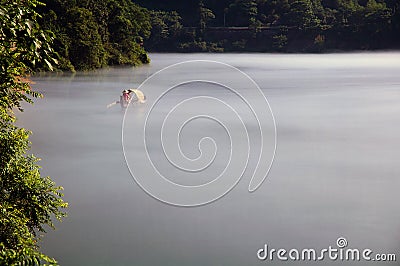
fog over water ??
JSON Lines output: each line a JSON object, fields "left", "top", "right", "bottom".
{"left": 18, "top": 53, "right": 400, "bottom": 265}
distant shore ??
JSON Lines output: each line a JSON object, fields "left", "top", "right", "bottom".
{"left": 145, "top": 26, "right": 400, "bottom": 54}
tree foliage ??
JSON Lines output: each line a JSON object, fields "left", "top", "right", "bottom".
{"left": 0, "top": 0, "right": 67, "bottom": 264}
{"left": 134, "top": 0, "right": 398, "bottom": 51}
{"left": 147, "top": 10, "right": 183, "bottom": 51}
{"left": 65, "top": 7, "right": 107, "bottom": 70}
{"left": 283, "top": 0, "right": 321, "bottom": 29}
{"left": 39, "top": 0, "right": 151, "bottom": 71}
{"left": 199, "top": 0, "right": 216, "bottom": 30}
{"left": 227, "top": 0, "right": 258, "bottom": 26}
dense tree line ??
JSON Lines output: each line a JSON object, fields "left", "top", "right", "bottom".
{"left": 136, "top": 0, "right": 399, "bottom": 52}
{"left": 136, "top": 0, "right": 398, "bottom": 30}
{"left": 0, "top": 0, "right": 67, "bottom": 264}
{"left": 38, "top": 0, "right": 151, "bottom": 71}
{"left": 34, "top": 0, "right": 400, "bottom": 68}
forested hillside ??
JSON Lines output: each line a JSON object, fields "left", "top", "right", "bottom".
{"left": 37, "top": 0, "right": 400, "bottom": 70}
{"left": 136, "top": 0, "right": 399, "bottom": 52}
{"left": 38, "top": 0, "right": 151, "bottom": 71}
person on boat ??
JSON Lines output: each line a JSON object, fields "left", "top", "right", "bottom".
{"left": 107, "top": 88, "right": 146, "bottom": 109}
{"left": 122, "top": 89, "right": 130, "bottom": 102}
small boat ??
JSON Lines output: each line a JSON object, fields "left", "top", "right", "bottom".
{"left": 120, "top": 89, "right": 146, "bottom": 109}
{"left": 107, "top": 89, "right": 146, "bottom": 109}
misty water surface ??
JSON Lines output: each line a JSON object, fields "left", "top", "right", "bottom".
{"left": 18, "top": 53, "right": 400, "bottom": 265}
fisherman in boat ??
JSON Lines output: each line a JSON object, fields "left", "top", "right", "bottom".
{"left": 107, "top": 88, "right": 146, "bottom": 109}
{"left": 122, "top": 89, "right": 130, "bottom": 101}
{"left": 120, "top": 89, "right": 130, "bottom": 108}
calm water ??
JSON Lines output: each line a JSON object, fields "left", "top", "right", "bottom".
{"left": 18, "top": 53, "right": 400, "bottom": 265}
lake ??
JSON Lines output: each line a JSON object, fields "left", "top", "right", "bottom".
{"left": 18, "top": 53, "right": 400, "bottom": 265}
